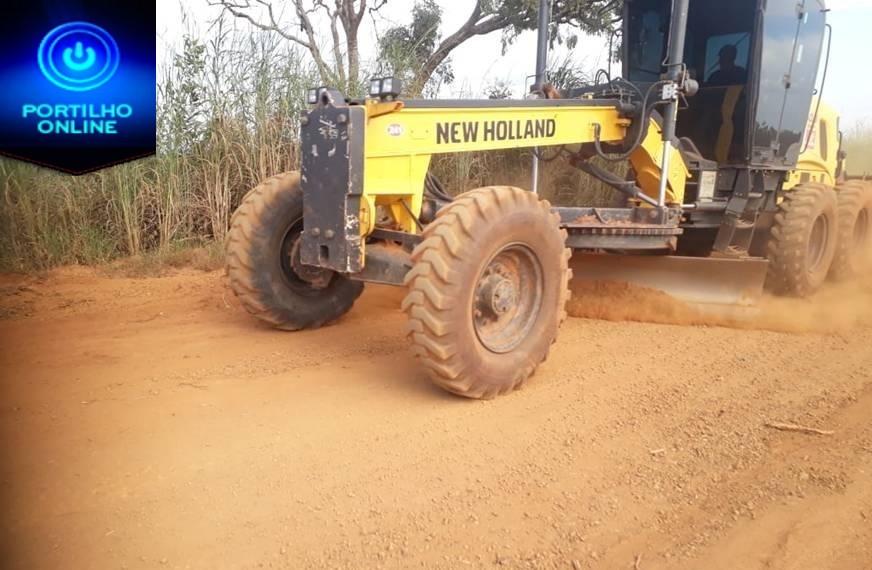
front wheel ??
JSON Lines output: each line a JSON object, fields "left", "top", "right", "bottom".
{"left": 402, "top": 187, "right": 571, "bottom": 399}
{"left": 225, "top": 171, "right": 363, "bottom": 330}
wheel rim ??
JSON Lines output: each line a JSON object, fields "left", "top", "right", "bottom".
{"left": 279, "top": 220, "right": 334, "bottom": 294}
{"left": 807, "top": 214, "right": 829, "bottom": 271}
{"left": 473, "top": 243, "right": 544, "bottom": 354}
{"left": 853, "top": 208, "right": 870, "bottom": 250}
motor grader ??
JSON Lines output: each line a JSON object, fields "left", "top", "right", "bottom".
{"left": 225, "top": 0, "right": 871, "bottom": 399}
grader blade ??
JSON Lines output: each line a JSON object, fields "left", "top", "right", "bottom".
{"left": 569, "top": 254, "right": 769, "bottom": 314}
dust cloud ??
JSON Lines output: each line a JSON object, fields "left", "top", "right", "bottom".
{"left": 567, "top": 277, "right": 872, "bottom": 334}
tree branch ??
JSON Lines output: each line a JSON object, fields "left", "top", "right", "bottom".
{"left": 355, "top": 0, "right": 368, "bottom": 21}
{"left": 318, "top": 1, "right": 347, "bottom": 84}
{"left": 211, "top": 0, "right": 337, "bottom": 83}
{"left": 415, "top": 2, "right": 504, "bottom": 93}
{"left": 210, "top": 1, "right": 309, "bottom": 48}
{"left": 413, "top": 0, "right": 619, "bottom": 94}
{"left": 335, "top": 0, "right": 367, "bottom": 90}
{"left": 369, "top": 0, "right": 388, "bottom": 13}
{"left": 290, "top": 0, "right": 336, "bottom": 83}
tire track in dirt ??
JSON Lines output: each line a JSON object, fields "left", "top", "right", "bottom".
{"left": 0, "top": 267, "right": 870, "bottom": 570}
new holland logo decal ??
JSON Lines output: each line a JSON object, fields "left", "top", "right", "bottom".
{"left": 436, "top": 119, "right": 556, "bottom": 144}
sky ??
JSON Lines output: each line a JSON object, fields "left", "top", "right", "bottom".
{"left": 156, "top": 0, "right": 872, "bottom": 127}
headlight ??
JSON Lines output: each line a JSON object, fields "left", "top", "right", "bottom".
{"left": 369, "top": 78, "right": 382, "bottom": 97}
{"left": 698, "top": 170, "right": 717, "bottom": 200}
{"left": 382, "top": 76, "right": 401, "bottom": 98}
{"left": 368, "top": 76, "right": 402, "bottom": 100}
{"left": 307, "top": 86, "right": 329, "bottom": 105}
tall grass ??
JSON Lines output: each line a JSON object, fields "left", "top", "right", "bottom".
{"left": 844, "top": 120, "right": 872, "bottom": 177}
{"left": 0, "top": 22, "right": 316, "bottom": 272}
{"left": 0, "top": 18, "right": 621, "bottom": 272}
{"left": 430, "top": 149, "right": 624, "bottom": 207}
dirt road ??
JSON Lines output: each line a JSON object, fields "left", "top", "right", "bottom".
{"left": 1, "top": 265, "right": 870, "bottom": 570}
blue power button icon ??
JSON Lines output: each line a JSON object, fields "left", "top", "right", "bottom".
{"left": 38, "top": 22, "right": 120, "bottom": 92}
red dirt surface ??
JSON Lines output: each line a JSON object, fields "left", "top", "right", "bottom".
{"left": 1, "top": 266, "right": 870, "bottom": 569}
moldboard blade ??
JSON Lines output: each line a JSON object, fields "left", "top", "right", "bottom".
{"left": 569, "top": 253, "right": 768, "bottom": 318}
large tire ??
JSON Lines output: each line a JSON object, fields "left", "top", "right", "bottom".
{"left": 766, "top": 183, "right": 838, "bottom": 297}
{"left": 402, "top": 187, "right": 571, "bottom": 399}
{"left": 829, "top": 181, "right": 872, "bottom": 281}
{"left": 225, "top": 171, "right": 363, "bottom": 330}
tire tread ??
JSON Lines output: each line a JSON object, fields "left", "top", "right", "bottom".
{"left": 767, "top": 183, "right": 838, "bottom": 297}
{"left": 402, "top": 187, "right": 571, "bottom": 399}
{"left": 225, "top": 172, "right": 363, "bottom": 330}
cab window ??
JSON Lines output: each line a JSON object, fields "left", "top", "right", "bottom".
{"left": 819, "top": 119, "right": 828, "bottom": 161}
{"left": 703, "top": 33, "right": 751, "bottom": 86}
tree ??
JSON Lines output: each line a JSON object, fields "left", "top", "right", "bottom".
{"left": 210, "top": 0, "right": 381, "bottom": 93}
{"left": 215, "top": 0, "right": 622, "bottom": 96}
{"left": 403, "top": 0, "right": 620, "bottom": 93}
{"left": 376, "top": 0, "right": 454, "bottom": 96}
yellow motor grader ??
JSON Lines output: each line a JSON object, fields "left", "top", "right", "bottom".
{"left": 225, "top": 0, "right": 871, "bottom": 398}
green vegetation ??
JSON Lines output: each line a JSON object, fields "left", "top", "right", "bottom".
{"left": 0, "top": 29, "right": 313, "bottom": 272}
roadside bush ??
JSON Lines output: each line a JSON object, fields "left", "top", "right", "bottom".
{"left": 0, "top": 23, "right": 313, "bottom": 272}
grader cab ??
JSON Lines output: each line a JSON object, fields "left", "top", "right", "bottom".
{"left": 225, "top": 0, "right": 872, "bottom": 398}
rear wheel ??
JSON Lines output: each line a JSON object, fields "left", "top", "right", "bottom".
{"left": 225, "top": 171, "right": 363, "bottom": 330}
{"left": 402, "top": 187, "right": 571, "bottom": 399}
{"left": 766, "top": 183, "right": 838, "bottom": 297}
{"left": 829, "top": 181, "right": 872, "bottom": 281}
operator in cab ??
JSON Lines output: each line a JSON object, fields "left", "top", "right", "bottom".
{"left": 707, "top": 44, "right": 747, "bottom": 86}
